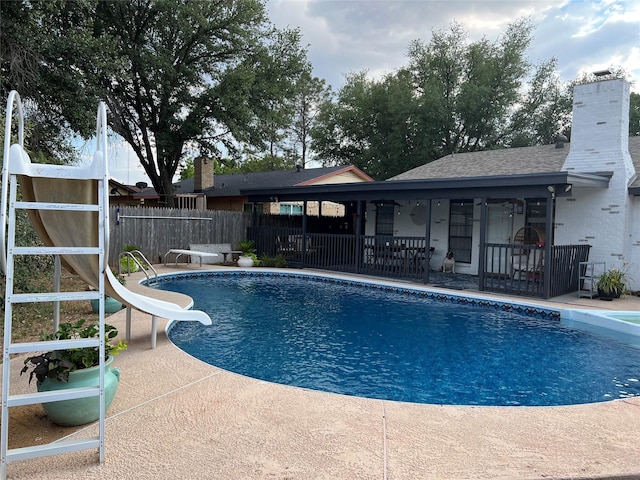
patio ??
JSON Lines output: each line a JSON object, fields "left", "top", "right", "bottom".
{"left": 2, "top": 264, "right": 640, "bottom": 479}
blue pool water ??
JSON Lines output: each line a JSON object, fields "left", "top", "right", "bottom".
{"left": 160, "top": 272, "right": 640, "bottom": 406}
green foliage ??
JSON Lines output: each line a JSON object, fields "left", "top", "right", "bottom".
{"left": 631, "top": 92, "right": 640, "bottom": 137}
{"left": 11, "top": 205, "right": 55, "bottom": 294}
{"left": 179, "top": 158, "right": 195, "bottom": 180}
{"left": 311, "top": 18, "right": 575, "bottom": 179}
{"left": 21, "top": 320, "right": 127, "bottom": 384}
{"left": 287, "top": 69, "right": 332, "bottom": 168}
{"left": 239, "top": 240, "right": 256, "bottom": 255}
{"left": 312, "top": 71, "right": 426, "bottom": 179}
{"left": 258, "top": 254, "right": 288, "bottom": 268}
{"left": 2, "top": 1, "right": 310, "bottom": 207}
{"left": 597, "top": 268, "right": 629, "bottom": 297}
{"left": 1, "top": 0, "right": 100, "bottom": 158}
{"left": 232, "top": 154, "right": 297, "bottom": 173}
{"left": 121, "top": 245, "right": 146, "bottom": 272}
{"left": 119, "top": 256, "right": 139, "bottom": 273}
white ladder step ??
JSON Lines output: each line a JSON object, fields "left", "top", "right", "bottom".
{"left": 6, "top": 437, "right": 101, "bottom": 463}
{"left": 14, "top": 201, "right": 100, "bottom": 212}
{"left": 8, "top": 338, "right": 100, "bottom": 354}
{"left": 11, "top": 246, "right": 101, "bottom": 255}
{"left": 9, "top": 291, "right": 100, "bottom": 303}
{"left": 7, "top": 386, "right": 100, "bottom": 407}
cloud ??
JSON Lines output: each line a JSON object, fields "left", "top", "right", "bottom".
{"left": 267, "top": 0, "right": 640, "bottom": 91}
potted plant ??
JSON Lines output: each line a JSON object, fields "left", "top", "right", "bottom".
{"left": 120, "top": 244, "right": 141, "bottom": 273}
{"left": 596, "top": 267, "right": 628, "bottom": 300}
{"left": 21, "top": 319, "right": 127, "bottom": 426}
{"left": 90, "top": 271, "right": 126, "bottom": 313}
{"left": 237, "top": 240, "right": 257, "bottom": 267}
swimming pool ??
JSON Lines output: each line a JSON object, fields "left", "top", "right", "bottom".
{"left": 158, "top": 271, "right": 640, "bottom": 406}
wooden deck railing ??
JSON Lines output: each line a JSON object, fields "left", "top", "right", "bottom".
{"left": 482, "top": 243, "right": 591, "bottom": 298}
{"left": 248, "top": 227, "right": 590, "bottom": 299}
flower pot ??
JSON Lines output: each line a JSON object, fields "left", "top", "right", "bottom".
{"left": 597, "top": 288, "right": 620, "bottom": 301}
{"left": 237, "top": 256, "right": 254, "bottom": 267}
{"left": 90, "top": 296, "right": 123, "bottom": 313}
{"left": 37, "top": 355, "right": 121, "bottom": 426}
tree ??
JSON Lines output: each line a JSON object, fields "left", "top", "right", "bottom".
{"left": 2, "top": 0, "right": 309, "bottom": 207}
{"left": 287, "top": 70, "right": 332, "bottom": 168}
{"left": 312, "top": 18, "right": 571, "bottom": 179}
{"left": 0, "top": 1, "right": 83, "bottom": 163}
{"left": 312, "top": 71, "right": 431, "bottom": 179}
{"left": 179, "top": 158, "right": 195, "bottom": 181}
{"left": 630, "top": 92, "right": 639, "bottom": 137}
{"left": 406, "top": 18, "right": 537, "bottom": 154}
{"left": 507, "top": 59, "right": 572, "bottom": 147}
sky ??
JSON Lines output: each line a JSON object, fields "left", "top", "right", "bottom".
{"left": 266, "top": 0, "right": 640, "bottom": 92}
{"left": 109, "top": 0, "right": 640, "bottom": 185}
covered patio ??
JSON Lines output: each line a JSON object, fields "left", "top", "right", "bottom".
{"left": 243, "top": 171, "right": 608, "bottom": 299}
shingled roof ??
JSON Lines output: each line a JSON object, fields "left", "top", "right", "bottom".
{"left": 390, "top": 136, "right": 640, "bottom": 184}
{"left": 136, "top": 165, "right": 373, "bottom": 199}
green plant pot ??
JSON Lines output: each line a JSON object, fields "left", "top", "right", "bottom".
{"left": 90, "top": 296, "right": 123, "bottom": 313}
{"left": 37, "top": 355, "right": 121, "bottom": 426}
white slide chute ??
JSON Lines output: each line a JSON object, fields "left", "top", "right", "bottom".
{"left": 0, "top": 91, "right": 211, "bottom": 334}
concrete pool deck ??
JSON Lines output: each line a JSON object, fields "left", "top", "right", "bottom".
{"left": 2, "top": 265, "right": 640, "bottom": 479}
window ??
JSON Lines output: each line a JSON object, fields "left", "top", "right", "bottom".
{"left": 279, "top": 203, "right": 303, "bottom": 215}
{"left": 243, "top": 203, "right": 263, "bottom": 214}
{"left": 525, "top": 199, "right": 547, "bottom": 232}
{"left": 449, "top": 200, "right": 473, "bottom": 263}
{"left": 375, "top": 204, "right": 395, "bottom": 235}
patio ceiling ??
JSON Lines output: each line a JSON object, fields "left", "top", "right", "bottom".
{"left": 241, "top": 171, "right": 612, "bottom": 203}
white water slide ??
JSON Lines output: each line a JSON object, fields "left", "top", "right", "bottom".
{"left": 0, "top": 91, "right": 212, "bottom": 334}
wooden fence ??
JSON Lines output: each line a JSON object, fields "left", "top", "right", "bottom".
{"left": 108, "top": 206, "right": 252, "bottom": 266}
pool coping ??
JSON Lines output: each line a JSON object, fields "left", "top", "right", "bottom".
{"left": 3, "top": 264, "right": 640, "bottom": 479}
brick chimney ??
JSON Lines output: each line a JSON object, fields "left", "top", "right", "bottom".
{"left": 562, "top": 78, "right": 634, "bottom": 181}
{"left": 556, "top": 77, "right": 635, "bottom": 269}
{"left": 194, "top": 157, "right": 214, "bottom": 192}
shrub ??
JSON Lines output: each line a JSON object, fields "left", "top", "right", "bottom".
{"left": 258, "top": 254, "right": 288, "bottom": 268}
{"left": 119, "top": 255, "right": 139, "bottom": 273}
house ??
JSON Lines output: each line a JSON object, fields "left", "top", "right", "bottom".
{"left": 133, "top": 162, "right": 373, "bottom": 214}
{"left": 388, "top": 78, "right": 639, "bottom": 287}
{"left": 108, "top": 179, "right": 149, "bottom": 206}
{"left": 242, "top": 77, "right": 640, "bottom": 296}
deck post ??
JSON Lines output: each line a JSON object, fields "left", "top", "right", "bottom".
{"left": 301, "top": 201, "right": 308, "bottom": 267}
{"left": 422, "top": 200, "right": 432, "bottom": 284}
{"left": 355, "top": 201, "right": 363, "bottom": 274}
{"left": 478, "top": 198, "right": 487, "bottom": 291}
{"left": 543, "top": 197, "right": 554, "bottom": 298}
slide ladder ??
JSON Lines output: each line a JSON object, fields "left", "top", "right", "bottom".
{"left": 1, "top": 92, "right": 110, "bottom": 477}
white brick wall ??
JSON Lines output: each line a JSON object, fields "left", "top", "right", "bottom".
{"left": 558, "top": 78, "right": 636, "bottom": 289}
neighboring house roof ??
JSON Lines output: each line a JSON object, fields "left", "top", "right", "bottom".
{"left": 137, "top": 165, "right": 373, "bottom": 199}
{"left": 108, "top": 178, "right": 146, "bottom": 195}
{"left": 390, "top": 136, "right": 640, "bottom": 182}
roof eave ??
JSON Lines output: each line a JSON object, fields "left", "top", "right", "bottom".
{"left": 242, "top": 171, "right": 612, "bottom": 203}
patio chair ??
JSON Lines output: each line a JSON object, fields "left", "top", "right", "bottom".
{"left": 412, "top": 246, "right": 435, "bottom": 272}
{"left": 512, "top": 247, "right": 544, "bottom": 281}
{"left": 276, "top": 235, "right": 296, "bottom": 254}
{"left": 511, "top": 226, "right": 545, "bottom": 280}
